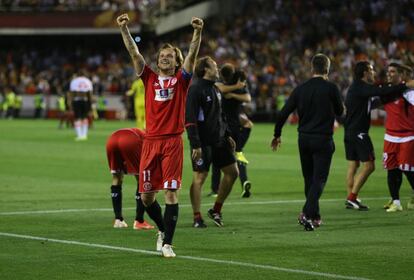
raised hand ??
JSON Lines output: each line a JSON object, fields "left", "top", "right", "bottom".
{"left": 191, "top": 17, "right": 204, "bottom": 30}
{"left": 117, "top": 13, "right": 130, "bottom": 28}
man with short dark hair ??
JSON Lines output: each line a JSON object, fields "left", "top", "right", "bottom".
{"left": 344, "top": 61, "right": 414, "bottom": 211}
{"left": 271, "top": 53, "right": 344, "bottom": 231}
{"left": 381, "top": 63, "right": 414, "bottom": 212}
{"left": 185, "top": 56, "right": 239, "bottom": 228}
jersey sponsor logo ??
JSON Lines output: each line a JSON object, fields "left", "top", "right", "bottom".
{"left": 357, "top": 133, "right": 366, "bottom": 140}
{"left": 143, "top": 182, "right": 152, "bottom": 191}
{"left": 155, "top": 88, "right": 174, "bottom": 101}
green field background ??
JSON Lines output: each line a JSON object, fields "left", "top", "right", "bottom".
{"left": 0, "top": 120, "right": 413, "bottom": 280}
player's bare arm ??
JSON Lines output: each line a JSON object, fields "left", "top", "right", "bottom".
{"left": 117, "top": 13, "right": 145, "bottom": 76}
{"left": 215, "top": 80, "right": 246, "bottom": 93}
{"left": 183, "top": 17, "right": 203, "bottom": 73}
{"left": 223, "top": 92, "right": 251, "bottom": 102}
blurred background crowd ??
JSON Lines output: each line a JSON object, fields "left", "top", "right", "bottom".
{"left": 1, "top": 0, "right": 413, "bottom": 119}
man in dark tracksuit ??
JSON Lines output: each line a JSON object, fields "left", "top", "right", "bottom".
{"left": 185, "top": 56, "right": 239, "bottom": 228}
{"left": 271, "top": 54, "right": 344, "bottom": 231}
{"left": 344, "top": 61, "right": 413, "bottom": 210}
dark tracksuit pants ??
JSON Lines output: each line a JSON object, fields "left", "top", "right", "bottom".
{"left": 298, "top": 133, "right": 335, "bottom": 220}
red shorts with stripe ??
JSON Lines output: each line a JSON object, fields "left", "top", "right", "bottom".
{"left": 383, "top": 140, "right": 414, "bottom": 171}
{"left": 139, "top": 135, "right": 183, "bottom": 193}
{"left": 106, "top": 128, "right": 144, "bottom": 175}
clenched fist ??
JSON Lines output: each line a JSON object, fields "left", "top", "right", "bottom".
{"left": 117, "top": 13, "right": 130, "bottom": 27}
{"left": 191, "top": 17, "right": 203, "bottom": 30}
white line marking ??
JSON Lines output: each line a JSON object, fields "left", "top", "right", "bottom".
{"left": 0, "top": 197, "right": 393, "bottom": 216}
{"left": 0, "top": 232, "right": 371, "bottom": 280}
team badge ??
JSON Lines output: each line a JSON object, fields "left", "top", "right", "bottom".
{"left": 143, "top": 182, "right": 152, "bottom": 191}
{"left": 196, "top": 158, "right": 204, "bottom": 166}
{"left": 171, "top": 78, "right": 177, "bottom": 86}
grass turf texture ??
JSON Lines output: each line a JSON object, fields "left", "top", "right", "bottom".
{"left": 0, "top": 119, "right": 413, "bottom": 280}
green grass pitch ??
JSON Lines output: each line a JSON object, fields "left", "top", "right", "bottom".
{"left": 0, "top": 119, "right": 413, "bottom": 280}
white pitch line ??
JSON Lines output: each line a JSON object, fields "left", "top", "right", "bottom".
{"left": 0, "top": 232, "right": 371, "bottom": 280}
{"left": 0, "top": 197, "right": 392, "bottom": 216}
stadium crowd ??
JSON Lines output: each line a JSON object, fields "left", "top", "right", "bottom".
{"left": 1, "top": 0, "right": 414, "bottom": 117}
{"left": 0, "top": 0, "right": 200, "bottom": 12}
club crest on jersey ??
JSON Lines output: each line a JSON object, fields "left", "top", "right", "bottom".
{"left": 143, "top": 182, "right": 152, "bottom": 191}
{"left": 171, "top": 78, "right": 177, "bottom": 86}
{"left": 155, "top": 88, "right": 174, "bottom": 101}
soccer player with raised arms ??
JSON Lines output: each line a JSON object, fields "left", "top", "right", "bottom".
{"left": 117, "top": 13, "right": 203, "bottom": 257}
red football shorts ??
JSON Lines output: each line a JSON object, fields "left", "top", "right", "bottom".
{"left": 106, "top": 129, "right": 143, "bottom": 175}
{"left": 383, "top": 140, "right": 414, "bottom": 171}
{"left": 139, "top": 135, "right": 183, "bottom": 193}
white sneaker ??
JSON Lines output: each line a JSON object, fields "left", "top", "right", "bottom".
{"left": 161, "top": 244, "right": 176, "bottom": 258}
{"left": 113, "top": 219, "right": 128, "bottom": 228}
{"left": 156, "top": 231, "right": 164, "bottom": 251}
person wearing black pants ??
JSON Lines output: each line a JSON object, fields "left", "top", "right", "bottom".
{"left": 271, "top": 53, "right": 344, "bottom": 231}
{"left": 298, "top": 134, "right": 335, "bottom": 223}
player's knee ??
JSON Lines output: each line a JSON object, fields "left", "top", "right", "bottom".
{"left": 224, "top": 165, "right": 239, "bottom": 180}
{"left": 141, "top": 193, "right": 155, "bottom": 207}
{"left": 165, "top": 189, "right": 178, "bottom": 204}
{"left": 193, "top": 172, "right": 208, "bottom": 186}
{"left": 365, "top": 161, "right": 375, "bottom": 173}
{"left": 112, "top": 173, "right": 123, "bottom": 186}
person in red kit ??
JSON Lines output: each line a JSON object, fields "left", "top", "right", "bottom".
{"left": 381, "top": 63, "right": 414, "bottom": 212}
{"left": 117, "top": 13, "right": 203, "bottom": 257}
{"left": 106, "top": 128, "right": 154, "bottom": 230}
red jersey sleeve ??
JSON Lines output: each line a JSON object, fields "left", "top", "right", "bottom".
{"left": 140, "top": 65, "right": 157, "bottom": 88}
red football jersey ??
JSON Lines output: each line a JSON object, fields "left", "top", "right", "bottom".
{"left": 140, "top": 65, "right": 192, "bottom": 138}
{"left": 384, "top": 97, "right": 414, "bottom": 137}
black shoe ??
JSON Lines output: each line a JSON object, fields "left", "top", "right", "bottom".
{"left": 346, "top": 199, "right": 369, "bottom": 211}
{"left": 193, "top": 218, "right": 207, "bottom": 228}
{"left": 345, "top": 200, "right": 353, "bottom": 209}
{"left": 241, "top": 181, "right": 251, "bottom": 198}
{"left": 299, "top": 215, "right": 314, "bottom": 231}
{"left": 207, "top": 208, "right": 223, "bottom": 227}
